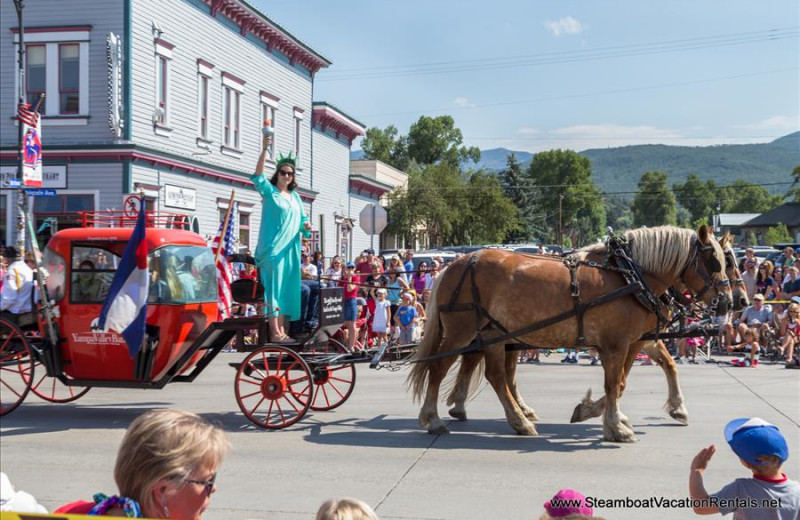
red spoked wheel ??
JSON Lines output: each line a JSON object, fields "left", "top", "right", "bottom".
{"left": 0, "top": 318, "right": 34, "bottom": 416}
{"left": 26, "top": 357, "right": 90, "bottom": 403}
{"left": 235, "top": 346, "right": 313, "bottom": 429}
{"left": 309, "top": 337, "right": 356, "bottom": 411}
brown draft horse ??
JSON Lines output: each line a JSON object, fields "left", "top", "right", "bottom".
{"left": 570, "top": 232, "right": 749, "bottom": 425}
{"left": 445, "top": 233, "right": 748, "bottom": 433}
{"left": 407, "top": 225, "right": 732, "bottom": 442}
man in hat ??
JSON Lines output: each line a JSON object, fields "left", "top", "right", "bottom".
{"left": 724, "top": 293, "right": 773, "bottom": 347}
{"left": 0, "top": 247, "right": 36, "bottom": 327}
{"left": 689, "top": 417, "right": 799, "bottom": 517}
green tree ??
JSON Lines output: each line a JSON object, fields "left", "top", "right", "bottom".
{"left": 605, "top": 195, "right": 633, "bottom": 232}
{"left": 406, "top": 115, "right": 480, "bottom": 167}
{"left": 499, "top": 153, "right": 542, "bottom": 241}
{"left": 673, "top": 174, "right": 717, "bottom": 224}
{"left": 763, "top": 223, "right": 792, "bottom": 245}
{"left": 526, "top": 149, "right": 605, "bottom": 246}
{"left": 787, "top": 165, "right": 800, "bottom": 203}
{"left": 718, "top": 180, "right": 784, "bottom": 213}
{"left": 360, "top": 125, "right": 408, "bottom": 171}
{"left": 632, "top": 171, "right": 677, "bottom": 227}
{"left": 458, "top": 170, "right": 520, "bottom": 244}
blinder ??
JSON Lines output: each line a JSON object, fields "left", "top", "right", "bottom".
{"left": 681, "top": 236, "right": 730, "bottom": 312}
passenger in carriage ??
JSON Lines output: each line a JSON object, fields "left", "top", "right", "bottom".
{"left": 74, "top": 260, "right": 105, "bottom": 302}
{"left": 55, "top": 409, "right": 230, "bottom": 520}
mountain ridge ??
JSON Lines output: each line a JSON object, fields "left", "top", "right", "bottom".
{"left": 350, "top": 132, "right": 800, "bottom": 194}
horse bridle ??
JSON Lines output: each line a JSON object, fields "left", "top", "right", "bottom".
{"left": 723, "top": 248, "right": 746, "bottom": 290}
{"left": 680, "top": 236, "right": 730, "bottom": 312}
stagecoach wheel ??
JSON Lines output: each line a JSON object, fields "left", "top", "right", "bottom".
{"left": 234, "top": 346, "right": 313, "bottom": 429}
{"left": 26, "top": 358, "right": 91, "bottom": 403}
{"left": 0, "top": 318, "right": 34, "bottom": 416}
{"left": 309, "top": 337, "right": 357, "bottom": 411}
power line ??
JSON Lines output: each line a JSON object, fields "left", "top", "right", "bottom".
{"left": 325, "top": 27, "right": 798, "bottom": 75}
{"left": 464, "top": 135, "right": 791, "bottom": 141}
{"left": 360, "top": 67, "right": 798, "bottom": 118}
{"left": 320, "top": 28, "right": 798, "bottom": 82}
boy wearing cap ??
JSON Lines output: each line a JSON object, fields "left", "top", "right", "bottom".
{"left": 394, "top": 292, "right": 418, "bottom": 345}
{"left": 689, "top": 417, "right": 800, "bottom": 518}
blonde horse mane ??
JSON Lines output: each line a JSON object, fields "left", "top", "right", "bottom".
{"left": 582, "top": 226, "right": 724, "bottom": 280}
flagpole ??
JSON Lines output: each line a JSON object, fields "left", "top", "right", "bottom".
{"left": 215, "top": 189, "right": 236, "bottom": 265}
{"left": 14, "top": 0, "right": 26, "bottom": 254}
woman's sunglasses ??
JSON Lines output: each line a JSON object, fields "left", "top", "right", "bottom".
{"left": 184, "top": 473, "right": 216, "bottom": 494}
{"left": 278, "top": 170, "right": 294, "bottom": 177}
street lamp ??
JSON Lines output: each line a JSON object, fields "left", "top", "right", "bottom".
{"left": 14, "top": 0, "right": 27, "bottom": 253}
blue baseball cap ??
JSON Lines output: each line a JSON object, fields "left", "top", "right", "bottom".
{"left": 724, "top": 418, "right": 788, "bottom": 467}
{"left": 345, "top": 261, "right": 355, "bottom": 268}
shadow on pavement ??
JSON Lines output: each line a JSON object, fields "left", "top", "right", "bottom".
{"left": 298, "top": 415, "right": 630, "bottom": 452}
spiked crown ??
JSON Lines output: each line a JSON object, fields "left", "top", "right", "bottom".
{"left": 276, "top": 151, "right": 297, "bottom": 171}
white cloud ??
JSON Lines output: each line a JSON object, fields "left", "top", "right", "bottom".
{"left": 553, "top": 124, "right": 680, "bottom": 139}
{"left": 516, "top": 126, "right": 541, "bottom": 135}
{"left": 453, "top": 97, "right": 474, "bottom": 108}
{"left": 544, "top": 16, "right": 583, "bottom": 37}
{"left": 734, "top": 116, "right": 798, "bottom": 131}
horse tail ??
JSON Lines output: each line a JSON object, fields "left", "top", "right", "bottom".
{"left": 407, "top": 272, "right": 445, "bottom": 403}
{"left": 444, "top": 357, "right": 485, "bottom": 406}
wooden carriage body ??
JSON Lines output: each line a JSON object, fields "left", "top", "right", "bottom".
{"left": 42, "top": 226, "right": 218, "bottom": 383}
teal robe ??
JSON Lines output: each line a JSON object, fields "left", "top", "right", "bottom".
{"left": 250, "top": 173, "right": 310, "bottom": 320}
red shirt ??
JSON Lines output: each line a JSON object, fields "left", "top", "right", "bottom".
{"left": 340, "top": 274, "right": 361, "bottom": 299}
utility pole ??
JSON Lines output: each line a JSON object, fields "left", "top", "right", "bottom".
{"left": 558, "top": 193, "right": 564, "bottom": 246}
{"left": 14, "top": 0, "right": 27, "bottom": 254}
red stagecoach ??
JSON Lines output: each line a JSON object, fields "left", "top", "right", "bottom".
{"left": 0, "top": 210, "right": 402, "bottom": 429}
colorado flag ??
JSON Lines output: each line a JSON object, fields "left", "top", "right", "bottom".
{"left": 98, "top": 200, "right": 148, "bottom": 356}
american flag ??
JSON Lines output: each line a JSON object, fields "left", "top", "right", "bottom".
{"left": 212, "top": 201, "right": 237, "bottom": 319}
{"left": 18, "top": 103, "right": 39, "bottom": 127}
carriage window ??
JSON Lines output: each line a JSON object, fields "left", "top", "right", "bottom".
{"left": 43, "top": 246, "right": 67, "bottom": 302}
{"left": 148, "top": 245, "right": 216, "bottom": 304}
{"left": 70, "top": 246, "right": 119, "bottom": 303}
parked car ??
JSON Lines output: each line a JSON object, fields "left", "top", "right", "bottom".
{"left": 411, "top": 251, "right": 457, "bottom": 270}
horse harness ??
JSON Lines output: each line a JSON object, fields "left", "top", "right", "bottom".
{"left": 432, "top": 233, "right": 726, "bottom": 359}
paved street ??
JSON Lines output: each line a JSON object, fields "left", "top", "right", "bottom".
{"left": 1, "top": 353, "right": 798, "bottom": 520}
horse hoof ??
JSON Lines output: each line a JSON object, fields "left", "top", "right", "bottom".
{"left": 570, "top": 405, "right": 587, "bottom": 424}
{"left": 669, "top": 408, "right": 689, "bottom": 425}
{"left": 448, "top": 408, "right": 467, "bottom": 421}
{"left": 428, "top": 424, "right": 451, "bottom": 435}
{"left": 603, "top": 424, "right": 637, "bottom": 443}
{"left": 515, "top": 423, "right": 538, "bottom": 436}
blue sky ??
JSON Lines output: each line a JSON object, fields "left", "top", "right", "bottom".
{"left": 254, "top": 0, "right": 799, "bottom": 154}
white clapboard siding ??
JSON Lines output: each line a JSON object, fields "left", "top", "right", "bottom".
{"left": 311, "top": 127, "right": 351, "bottom": 259}
{"left": 129, "top": 0, "right": 313, "bottom": 179}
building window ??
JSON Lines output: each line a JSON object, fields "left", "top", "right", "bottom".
{"left": 261, "top": 103, "right": 276, "bottom": 159}
{"left": 58, "top": 44, "right": 80, "bottom": 114}
{"left": 26, "top": 44, "right": 46, "bottom": 113}
{"left": 222, "top": 86, "right": 240, "bottom": 149}
{"left": 293, "top": 114, "right": 301, "bottom": 158}
{"left": 198, "top": 74, "right": 209, "bottom": 139}
{"left": 197, "top": 60, "right": 213, "bottom": 144}
{"left": 14, "top": 29, "right": 90, "bottom": 119}
{"left": 239, "top": 212, "right": 250, "bottom": 252}
{"left": 156, "top": 55, "right": 168, "bottom": 124}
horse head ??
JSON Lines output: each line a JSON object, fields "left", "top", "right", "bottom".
{"left": 679, "top": 225, "right": 732, "bottom": 316}
{"left": 719, "top": 232, "right": 749, "bottom": 311}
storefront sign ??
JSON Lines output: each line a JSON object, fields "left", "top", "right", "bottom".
{"left": 0, "top": 165, "right": 67, "bottom": 189}
{"left": 164, "top": 184, "right": 196, "bottom": 210}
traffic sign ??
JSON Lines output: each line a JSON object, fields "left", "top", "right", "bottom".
{"left": 359, "top": 204, "right": 387, "bottom": 235}
{"left": 24, "top": 189, "right": 57, "bottom": 196}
